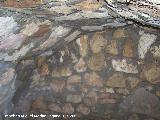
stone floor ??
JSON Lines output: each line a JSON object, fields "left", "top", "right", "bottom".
{"left": 0, "top": 0, "right": 160, "bottom": 120}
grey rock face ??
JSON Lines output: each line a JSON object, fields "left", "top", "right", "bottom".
{"left": 120, "top": 88, "right": 160, "bottom": 118}
{"left": 0, "top": 62, "right": 16, "bottom": 116}
{"left": 105, "top": 0, "right": 160, "bottom": 28}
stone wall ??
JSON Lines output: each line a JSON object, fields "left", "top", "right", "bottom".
{"left": 0, "top": 0, "right": 160, "bottom": 120}
{"left": 10, "top": 26, "right": 160, "bottom": 120}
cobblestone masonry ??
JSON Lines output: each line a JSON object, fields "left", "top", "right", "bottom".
{"left": 0, "top": 0, "right": 160, "bottom": 120}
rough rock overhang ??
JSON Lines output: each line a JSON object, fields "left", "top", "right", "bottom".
{"left": 0, "top": 0, "right": 127, "bottom": 62}
{"left": 0, "top": 0, "right": 159, "bottom": 62}
{"left": 105, "top": 0, "right": 160, "bottom": 28}
{"left": 1, "top": 0, "right": 160, "bottom": 28}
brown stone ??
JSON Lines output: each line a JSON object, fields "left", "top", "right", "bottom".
{"left": 106, "top": 40, "right": 118, "bottom": 55}
{"left": 98, "top": 93, "right": 117, "bottom": 104}
{"left": 127, "top": 77, "right": 141, "bottom": 89}
{"left": 80, "top": 85, "right": 89, "bottom": 93}
{"left": 84, "top": 91, "right": 98, "bottom": 106}
{"left": 40, "top": 64, "right": 50, "bottom": 76}
{"left": 83, "top": 98, "right": 92, "bottom": 107}
{"left": 33, "top": 24, "right": 51, "bottom": 37}
{"left": 33, "top": 36, "right": 57, "bottom": 52}
{"left": 123, "top": 39, "right": 134, "bottom": 58}
{"left": 66, "top": 75, "right": 81, "bottom": 92}
{"left": 87, "top": 53, "right": 106, "bottom": 71}
{"left": 66, "top": 84, "right": 79, "bottom": 92}
{"left": 50, "top": 80, "right": 65, "bottom": 93}
{"left": 66, "top": 94, "right": 82, "bottom": 104}
{"left": 113, "top": 28, "right": 126, "bottom": 39}
{"left": 140, "top": 64, "right": 160, "bottom": 84}
{"left": 48, "top": 103, "right": 62, "bottom": 113}
{"left": 116, "top": 88, "right": 130, "bottom": 95}
{"left": 84, "top": 72, "right": 103, "bottom": 87}
{"left": 75, "top": 0, "right": 103, "bottom": 11}
{"left": 156, "top": 91, "right": 160, "bottom": 97}
{"left": 37, "top": 56, "right": 47, "bottom": 68}
{"left": 52, "top": 66, "right": 72, "bottom": 77}
{"left": 76, "top": 104, "right": 90, "bottom": 115}
{"left": 37, "top": 56, "right": 50, "bottom": 76}
{"left": 31, "top": 96, "right": 47, "bottom": 111}
{"left": 100, "top": 98, "right": 117, "bottom": 104}
{"left": 3, "top": 0, "right": 42, "bottom": 8}
{"left": 67, "top": 75, "right": 81, "bottom": 84}
{"left": 86, "top": 91, "right": 98, "bottom": 101}
{"left": 49, "top": 4, "right": 73, "bottom": 15}
{"left": 90, "top": 32, "right": 107, "bottom": 53}
{"left": 21, "top": 22, "right": 39, "bottom": 36}
{"left": 76, "top": 35, "right": 88, "bottom": 57}
{"left": 106, "top": 73, "right": 126, "bottom": 88}
{"left": 74, "top": 58, "right": 87, "bottom": 73}
{"left": 62, "top": 103, "right": 74, "bottom": 114}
